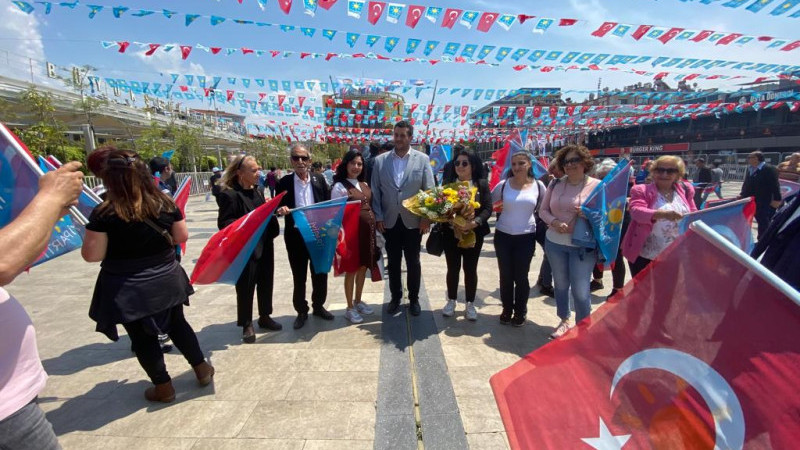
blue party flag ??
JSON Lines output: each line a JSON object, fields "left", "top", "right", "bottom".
{"left": 580, "top": 159, "right": 632, "bottom": 268}
{"left": 291, "top": 198, "right": 348, "bottom": 274}
{"left": 771, "top": 0, "right": 800, "bottom": 15}
{"left": 678, "top": 197, "right": 756, "bottom": 253}
{"left": 429, "top": 145, "right": 451, "bottom": 173}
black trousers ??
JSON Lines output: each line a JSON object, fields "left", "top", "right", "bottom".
{"left": 235, "top": 249, "right": 274, "bottom": 327}
{"left": 443, "top": 230, "right": 483, "bottom": 303}
{"left": 122, "top": 305, "right": 205, "bottom": 385}
{"left": 286, "top": 233, "right": 328, "bottom": 314}
{"left": 628, "top": 256, "right": 652, "bottom": 278}
{"left": 592, "top": 249, "right": 626, "bottom": 290}
{"left": 755, "top": 204, "right": 776, "bottom": 240}
{"left": 384, "top": 221, "right": 423, "bottom": 303}
{"left": 494, "top": 230, "right": 536, "bottom": 316}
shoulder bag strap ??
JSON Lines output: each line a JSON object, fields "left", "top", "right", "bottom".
{"left": 143, "top": 217, "right": 176, "bottom": 247}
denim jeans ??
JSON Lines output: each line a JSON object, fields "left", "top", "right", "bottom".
{"left": 545, "top": 239, "right": 597, "bottom": 323}
{"left": 0, "top": 398, "right": 60, "bottom": 450}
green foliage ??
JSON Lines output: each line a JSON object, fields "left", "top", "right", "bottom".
{"left": 200, "top": 155, "right": 218, "bottom": 171}
{"left": 133, "top": 121, "right": 205, "bottom": 171}
{"left": 14, "top": 87, "right": 68, "bottom": 158}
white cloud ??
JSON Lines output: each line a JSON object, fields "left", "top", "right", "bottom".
{"left": 0, "top": 5, "right": 56, "bottom": 86}
{"left": 133, "top": 44, "right": 206, "bottom": 78}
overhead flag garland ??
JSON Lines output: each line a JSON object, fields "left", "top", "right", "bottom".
{"left": 9, "top": 0, "right": 800, "bottom": 51}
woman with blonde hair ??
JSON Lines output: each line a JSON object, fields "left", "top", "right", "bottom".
{"left": 83, "top": 147, "right": 213, "bottom": 403}
{"left": 217, "top": 154, "right": 281, "bottom": 343}
{"left": 539, "top": 145, "right": 601, "bottom": 339}
{"left": 621, "top": 155, "right": 697, "bottom": 277}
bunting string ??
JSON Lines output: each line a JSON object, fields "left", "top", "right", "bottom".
{"left": 10, "top": 0, "right": 800, "bottom": 52}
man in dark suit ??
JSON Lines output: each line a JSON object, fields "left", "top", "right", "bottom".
{"left": 276, "top": 144, "right": 332, "bottom": 329}
{"left": 752, "top": 193, "right": 800, "bottom": 291}
{"left": 693, "top": 158, "right": 713, "bottom": 207}
{"left": 740, "top": 150, "right": 782, "bottom": 239}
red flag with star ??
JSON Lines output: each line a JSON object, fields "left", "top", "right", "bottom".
{"left": 491, "top": 223, "right": 800, "bottom": 449}
{"left": 367, "top": 1, "right": 386, "bottom": 25}
{"left": 691, "top": 30, "right": 714, "bottom": 42}
{"left": 440, "top": 8, "right": 462, "bottom": 28}
{"left": 476, "top": 12, "right": 499, "bottom": 32}
{"left": 277, "top": 0, "right": 292, "bottom": 14}
{"left": 591, "top": 22, "right": 617, "bottom": 37}
{"left": 318, "top": 0, "right": 337, "bottom": 10}
{"left": 781, "top": 40, "right": 800, "bottom": 51}
{"left": 405, "top": 5, "right": 424, "bottom": 28}
{"left": 717, "top": 33, "right": 743, "bottom": 45}
{"left": 658, "top": 27, "right": 684, "bottom": 44}
{"left": 631, "top": 25, "right": 652, "bottom": 40}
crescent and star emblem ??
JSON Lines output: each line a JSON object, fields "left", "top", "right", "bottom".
{"left": 372, "top": 3, "right": 382, "bottom": 15}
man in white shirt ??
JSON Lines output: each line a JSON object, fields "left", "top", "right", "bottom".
{"left": 276, "top": 144, "right": 332, "bottom": 329}
{"left": 371, "top": 121, "right": 435, "bottom": 316}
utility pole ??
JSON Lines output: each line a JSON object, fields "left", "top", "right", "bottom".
{"left": 423, "top": 80, "right": 439, "bottom": 151}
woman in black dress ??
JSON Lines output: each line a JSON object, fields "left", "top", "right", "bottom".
{"left": 330, "top": 150, "right": 377, "bottom": 324}
{"left": 82, "top": 148, "right": 213, "bottom": 403}
{"left": 217, "top": 155, "right": 281, "bottom": 342}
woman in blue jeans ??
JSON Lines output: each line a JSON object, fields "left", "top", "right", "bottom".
{"left": 491, "top": 153, "right": 546, "bottom": 327}
{"left": 539, "top": 145, "right": 600, "bottom": 339}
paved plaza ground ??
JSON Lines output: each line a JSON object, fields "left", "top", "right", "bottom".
{"left": 7, "top": 182, "right": 744, "bottom": 449}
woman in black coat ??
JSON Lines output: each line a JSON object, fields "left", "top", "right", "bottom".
{"left": 217, "top": 155, "right": 281, "bottom": 343}
{"left": 440, "top": 147, "right": 492, "bottom": 321}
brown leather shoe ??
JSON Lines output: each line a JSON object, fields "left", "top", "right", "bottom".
{"left": 193, "top": 361, "right": 215, "bottom": 387}
{"left": 144, "top": 381, "right": 175, "bottom": 403}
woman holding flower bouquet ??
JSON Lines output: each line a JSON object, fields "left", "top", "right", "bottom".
{"left": 441, "top": 148, "right": 492, "bottom": 321}
{"left": 331, "top": 150, "right": 377, "bottom": 324}
{"left": 491, "top": 153, "right": 547, "bottom": 327}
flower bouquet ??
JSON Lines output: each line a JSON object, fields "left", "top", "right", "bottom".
{"left": 402, "top": 181, "right": 481, "bottom": 248}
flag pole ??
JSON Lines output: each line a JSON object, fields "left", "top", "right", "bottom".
{"left": 423, "top": 79, "right": 439, "bottom": 149}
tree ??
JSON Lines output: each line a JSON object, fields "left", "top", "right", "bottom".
{"left": 14, "top": 87, "right": 70, "bottom": 161}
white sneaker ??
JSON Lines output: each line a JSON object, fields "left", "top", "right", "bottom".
{"left": 345, "top": 308, "right": 363, "bottom": 324}
{"left": 355, "top": 301, "right": 374, "bottom": 315}
{"left": 465, "top": 303, "right": 477, "bottom": 321}
{"left": 549, "top": 320, "right": 573, "bottom": 339}
{"left": 442, "top": 299, "right": 457, "bottom": 317}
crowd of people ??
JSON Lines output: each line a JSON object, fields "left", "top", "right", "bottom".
{"left": 2, "top": 120, "right": 798, "bottom": 449}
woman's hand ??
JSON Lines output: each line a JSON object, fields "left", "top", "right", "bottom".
{"left": 655, "top": 210, "right": 684, "bottom": 221}
{"left": 574, "top": 206, "right": 586, "bottom": 219}
{"left": 551, "top": 219, "right": 570, "bottom": 234}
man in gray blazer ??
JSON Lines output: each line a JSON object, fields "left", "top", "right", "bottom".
{"left": 371, "top": 121, "right": 435, "bottom": 316}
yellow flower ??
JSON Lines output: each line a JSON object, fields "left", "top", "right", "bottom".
{"left": 442, "top": 188, "right": 457, "bottom": 197}
{"left": 424, "top": 196, "right": 435, "bottom": 206}
{"left": 469, "top": 187, "right": 478, "bottom": 201}
{"left": 470, "top": 201, "right": 480, "bottom": 209}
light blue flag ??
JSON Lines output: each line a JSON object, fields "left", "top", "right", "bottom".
{"left": 346, "top": 32, "right": 360, "bottom": 47}
{"left": 510, "top": 48, "right": 529, "bottom": 61}
{"left": 423, "top": 41, "right": 439, "bottom": 56}
{"left": 495, "top": 47, "right": 512, "bottom": 62}
{"left": 678, "top": 198, "right": 755, "bottom": 253}
{"left": 580, "top": 159, "right": 632, "bottom": 268}
{"left": 365, "top": 35, "right": 380, "bottom": 46}
{"left": 301, "top": 27, "right": 316, "bottom": 37}
{"left": 406, "top": 38, "right": 421, "bottom": 54}
{"left": 429, "top": 145, "right": 451, "bottom": 174}
{"left": 478, "top": 45, "right": 496, "bottom": 59}
{"left": 771, "top": 0, "right": 800, "bottom": 15}
{"left": 443, "top": 42, "right": 460, "bottom": 56}
{"left": 322, "top": 29, "right": 337, "bottom": 40}
{"left": 291, "top": 198, "right": 348, "bottom": 274}
{"left": 722, "top": 0, "right": 750, "bottom": 7}
{"left": 385, "top": 37, "right": 399, "bottom": 52}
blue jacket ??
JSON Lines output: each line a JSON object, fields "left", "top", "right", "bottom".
{"left": 752, "top": 193, "right": 800, "bottom": 291}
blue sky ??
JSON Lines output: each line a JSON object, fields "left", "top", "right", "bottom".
{"left": 0, "top": 0, "right": 797, "bottom": 127}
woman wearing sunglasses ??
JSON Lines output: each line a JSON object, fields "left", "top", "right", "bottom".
{"left": 441, "top": 147, "right": 491, "bottom": 321}
{"left": 218, "top": 154, "right": 282, "bottom": 343}
{"left": 539, "top": 145, "right": 600, "bottom": 339}
{"left": 621, "top": 155, "right": 697, "bottom": 278}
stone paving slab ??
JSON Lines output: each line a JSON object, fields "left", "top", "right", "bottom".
{"left": 5, "top": 182, "right": 745, "bottom": 449}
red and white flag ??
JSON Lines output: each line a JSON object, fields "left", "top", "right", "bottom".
{"left": 440, "top": 8, "right": 461, "bottom": 28}
{"left": 405, "top": 5, "right": 424, "bottom": 28}
{"left": 492, "top": 223, "right": 800, "bottom": 449}
{"left": 691, "top": 30, "right": 714, "bottom": 42}
{"left": 658, "top": 27, "right": 684, "bottom": 44}
{"left": 333, "top": 201, "right": 361, "bottom": 277}
{"left": 367, "top": 1, "right": 385, "bottom": 25}
{"left": 476, "top": 12, "right": 499, "bottom": 32}
{"left": 591, "top": 22, "right": 617, "bottom": 37}
{"left": 631, "top": 25, "right": 652, "bottom": 40}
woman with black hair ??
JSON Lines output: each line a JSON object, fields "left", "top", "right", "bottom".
{"left": 82, "top": 147, "right": 213, "bottom": 403}
{"left": 441, "top": 148, "right": 492, "bottom": 321}
{"left": 331, "top": 150, "right": 377, "bottom": 324}
{"left": 217, "top": 155, "right": 282, "bottom": 343}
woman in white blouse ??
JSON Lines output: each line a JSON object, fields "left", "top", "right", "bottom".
{"left": 331, "top": 150, "right": 377, "bottom": 324}
{"left": 491, "top": 152, "right": 547, "bottom": 327}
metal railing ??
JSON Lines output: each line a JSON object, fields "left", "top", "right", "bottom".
{"left": 84, "top": 172, "right": 213, "bottom": 195}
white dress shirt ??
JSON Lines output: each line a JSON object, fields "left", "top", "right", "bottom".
{"left": 391, "top": 150, "right": 411, "bottom": 187}
{"left": 293, "top": 174, "right": 314, "bottom": 208}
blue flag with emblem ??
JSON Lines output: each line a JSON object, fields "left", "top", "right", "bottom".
{"left": 580, "top": 159, "right": 631, "bottom": 269}
{"left": 429, "top": 145, "right": 451, "bottom": 177}
{"left": 678, "top": 197, "right": 756, "bottom": 253}
{"left": 291, "top": 197, "right": 348, "bottom": 274}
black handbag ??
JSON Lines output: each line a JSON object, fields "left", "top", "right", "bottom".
{"left": 425, "top": 223, "right": 445, "bottom": 257}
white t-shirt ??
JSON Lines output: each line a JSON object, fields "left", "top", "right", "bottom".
{"left": 0, "top": 288, "right": 47, "bottom": 421}
{"left": 331, "top": 179, "right": 362, "bottom": 199}
{"left": 293, "top": 174, "right": 314, "bottom": 208}
{"left": 491, "top": 179, "right": 544, "bottom": 235}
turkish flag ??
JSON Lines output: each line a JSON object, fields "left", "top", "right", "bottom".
{"left": 631, "top": 25, "right": 652, "bottom": 40}
{"left": 117, "top": 41, "right": 130, "bottom": 53}
{"left": 491, "top": 225, "right": 800, "bottom": 449}
{"left": 333, "top": 202, "right": 361, "bottom": 277}
{"left": 440, "top": 8, "right": 462, "bottom": 28}
{"left": 658, "top": 27, "right": 683, "bottom": 44}
{"left": 179, "top": 45, "right": 192, "bottom": 60}
{"left": 780, "top": 40, "right": 800, "bottom": 51}
{"left": 533, "top": 105, "right": 541, "bottom": 118}
{"left": 367, "top": 2, "right": 385, "bottom": 25}
{"left": 277, "top": 94, "right": 286, "bottom": 106}
{"left": 717, "top": 33, "right": 743, "bottom": 45}
{"left": 277, "top": 0, "right": 292, "bottom": 14}
{"left": 226, "top": 90, "right": 234, "bottom": 101}
{"left": 406, "top": 5, "right": 425, "bottom": 28}
{"left": 145, "top": 43, "right": 160, "bottom": 56}
{"left": 318, "top": 0, "right": 337, "bottom": 10}
{"left": 460, "top": 106, "right": 469, "bottom": 117}
{"left": 559, "top": 18, "right": 577, "bottom": 26}
{"left": 591, "top": 22, "right": 617, "bottom": 37}
{"left": 691, "top": 30, "right": 714, "bottom": 42}
{"left": 477, "top": 12, "right": 499, "bottom": 32}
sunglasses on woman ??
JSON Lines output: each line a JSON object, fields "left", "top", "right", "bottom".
{"left": 455, "top": 160, "right": 470, "bottom": 167}
{"left": 653, "top": 167, "right": 679, "bottom": 175}
{"left": 291, "top": 155, "right": 310, "bottom": 162}
{"left": 563, "top": 157, "right": 582, "bottom": 166}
